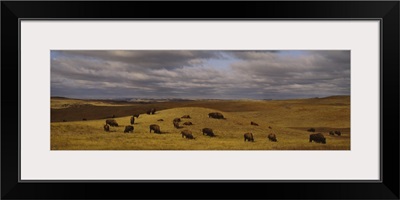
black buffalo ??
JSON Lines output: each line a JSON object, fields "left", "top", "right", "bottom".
{"left": 103, "top": 124, "right": 110, "bottom": 132}
{"left": 124, "top": 125, "right": 134, "bottom": 133}
{"left": 106, "top": 119, "right": 119, "bottom": 127}
{"left": 181, "top": 115, "right": 191, "bottom": 119}
{"left": 251, "top": 121, "right": 259, "bottom": 126}
{"left": 157, "top": 119, "right": 164, "bottom": 121}
{"left": 268, "top": 126, "right": 272, "bottom": 129}
{"left": 309, "top": 133, "right": 326, "bottom": 144}
{"left": 183, "top": 122, "right": 193, "bottom": 126}
{"left": 173, "top": 118, "right": 181, "bottom": 123}
{"left": 268, "top": 133, "right": 277, "bottom": 142}
{"left": 133, "top": 114, "right": 140, "bottom": 118}
{"left": 173, "top": 121, "right": 182, "bottom": 129}
{"left": 130, "top": 116, "right": 135, "bottom": 125}
{"left": 181, "top": 130, "right": 195, "bottom": 139}
{"left": 334, "top": 131, "right": 341, "bottom": 136}
{"left": 329, "top": 131, "right": 335, "bottom": 136}
{"left": 146, "top": 110, "right": 151, "bottom": 115}
{"left": 307, "top": 128, "right": 316, "bottom": 132}
{"left": 149, "top": 124, "right": 161, "bottom": 134}
{"left": 202, "top": 128, "right": 215, "bottom": 137}
{"left": 244, "top": 133, "right": 254, "bottom": 142}
{"left": 208, "top": 112, "right": 224, "bottom": 119}
{"left": 82, "top": 118, "right": 87, "bottom": 121}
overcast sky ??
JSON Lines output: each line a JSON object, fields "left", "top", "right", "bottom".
{"left": 51, "top": 50, "right": 350, "bottom": 100}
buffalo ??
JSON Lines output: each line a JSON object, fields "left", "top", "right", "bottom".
{"left": 62, "top": 119, "right": 67, "bottom": 122}
{"left": 181, "top": 130, "right": 195, "bottom": 139}
{"left": 130, "top": 116, "right": 135, "bottom": 125}
{"left": 244, "top": 133, "right": 254, "bottom": 142}
{"left": 208, "top": 112, "right": 224, "bottom": 119}
{"left": 251, "top": 121, "right": 259, "bottom": 126}
{"left": 133, "top": 114, "right": 140, "bottom": 118}
{"left": 173, "top": 121, "right": 182, "bottom": 129}
{"left": 183, "top": 122, "right": 193, "bottom": 126}
{"left": 329, "top": 131, "right": 335, "bottom": 136}
{"left": 173, "top": 118, "right": 181, "bottom": 123}
{"left": 82, "top": 118, "right": 87, "bottom": 121}
{"left": 268, "top": 126, "right": 272, "bottom": 129}
{"left": 149, "top": 124, "right": 161, "bottom": 134}
{"left": 124, "top": 125, "right": 134, "bottom": 133}
{"left": 268, "top": 133, "right": 277, "bottom": 142}
{"left": 307, "top": 128, "right": 316, "bottom": 132}
{"left": 334, "top": 131, "right": 341, "bottom": 136}
{"left": 147, "top": 108, "right": 156, "bottom": 115}
{"left": 181, "top": 115, "right": 191, "bottom": 119}
{"left": 106, "top": 119, "right": 119, "bottom": 127}
{"left": 157, "top": 119, "right": 164, "bottom": 121}
{"left": 146, "top": 110, "right": 151, "bottom": 115}
{"left": 103, "top": 124, "right": 110, "bottom": 132}
{"left": 309, "top": 133, "right": 326, "bottom": 144}
{"left": 202, "top": 128, "right": 215, "bottom": 137}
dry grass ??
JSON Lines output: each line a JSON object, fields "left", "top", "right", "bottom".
{"left": 51, "top": 96, "right": 350, "bottom": 150}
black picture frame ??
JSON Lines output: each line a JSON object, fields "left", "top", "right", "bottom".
{"left": 2, "top": 1, "right": 399, "bottom": 199}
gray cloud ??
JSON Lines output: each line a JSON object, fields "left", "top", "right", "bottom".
{"left": 51, "top": 50, "right": 350, "bottom": 99}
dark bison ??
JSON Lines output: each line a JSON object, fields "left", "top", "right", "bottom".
{"left": 208, "top": 112, "right": 224, "bottom": 119}
{"left": 268, "top": 126, "right": 272, "bottom": 129}
{"left": 329, "top": 131, "right": 335, "bottom": 136}
{"left": 173, "top": 121, "right": 182, "bottom": 129}
{"left": 124, "top": 125, "right": 134, "bottom": 133}
{"left": 146, "top": 110, "right": 151, "bottom": 115}
{"left": 147, "top": 108, "right": 156, "bottom": 115}
{"left": 157, "top": 119, "right": 164, "bottom": 121}
{"left": 106, "top": 119, "right": 119, "bottom": 127}
{"left": 309, "top": 133, "right": 326, "bottom": 144}
{"left": 82, "top": 118, "right": 87, "bottom": 121}
{"left": 130, "top": 116, "right": 135, "bottom": 125}
{"left": 334, "top": 131, "right": 341, "bottom": 136}
{"left": 133, "top": 114, "right": 140, "bottom": 118}
{"left": 244, "top": 133, "right": 254, "bottom": 142}
{"left": 103, "top": 124, "right": 110, "bottom": 132}
{"left": 149, "top": 124, "right": 161, "bottom": 134}
{"left": 181, "top": 115, "right": 191, "bottom": 119}
{"left": 183, "top": 122, "right": 193, "bottom": 126}
{"left": 307, "top": 128, "right": 316, "bottom": 132}
{"left": 181, "top": 130, "right": 195, "bottom": 139}
{"left": 202, "top": 128, "right": 215, "bottom": 137}
{"left": 268, "top": 133, "right": 277, "bottom": 142}
{"left": 173, "top": 118, "right": 181, "bottom": 123}
{"left": 251, "top": 121, "right": 259, "bottom": 126}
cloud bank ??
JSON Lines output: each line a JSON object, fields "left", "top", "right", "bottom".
{"left": 51, "top": 50, "right": 350, "bottom": 99}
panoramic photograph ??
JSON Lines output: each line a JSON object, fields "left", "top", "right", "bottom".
{"left": 51, "top": 50, "right": 350, "bottom": 150}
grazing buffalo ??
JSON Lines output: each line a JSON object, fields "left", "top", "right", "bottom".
{"left": 133, "top": 114, "right": 140, "bottom": 118}
{"left": 151, "top": 108, "right": 156, "bottom": 114}
{"left": 202, "top": 128, "right": 215, "bottom": 137}
{"left": 173, "top": 118, "right": 181, "bottom": 123}
{"left": 183, "top": 122, "right": 193, "bottom": 126}
{"left": 268, "top": 133, "right": 277, "bottom": 142}
{"left": 157, "top": 119, "right": 164, "bottom": 121}
{"left": 173, "top": 121, "right": 182, "bottom": 129}
{"left": 181, "top": 115, "right": 191, "bottom": 119}
{"left": 103, "top": 124, "right": 110, "bottom": 132}
{"left": 309, "top": 133, "right": 326, "bottom": 144}
{"left": 307, "top": 128, "right": 316, "bottom": 132}
{"left": 329, "top": 131, "right": 335, "bottom": 136}
{"left": 251, "top": 121, "right": 259, "bottom": 126}
{"left": 146, "top": 110, "right": 151, "bottom": 115}
{"left": 244, "top": 133, "right": 254, "bottom": 142}
{"left": 124, "top": 125, "right": 134, "bottom": 133}
{"left": 106, "top": 119, "right": 119, "bottom": 127}
{"left": 181, "top": 130, "right": 195, "bottom": 139}
{"left": 268, "top": 126, "right": 272, "bottom": 129}
{"left": 130, "top": 116, "right": 135, "bottom": 125}
{"left": 149, "top": 124, "right": 161, "bottom": 134}
{"left": 334, "top": 131, "right": 341, "bottom": 136}
{"left": 208, "top": 112, "right": 224, "bottom": 119}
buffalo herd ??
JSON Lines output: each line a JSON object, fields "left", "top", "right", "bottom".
{"left": 97, "top": 109, "right": 343, "bottom": 145}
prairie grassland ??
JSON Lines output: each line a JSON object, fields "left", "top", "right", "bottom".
{"left": 51, "top": 96, "right": 350, "bottom": 150}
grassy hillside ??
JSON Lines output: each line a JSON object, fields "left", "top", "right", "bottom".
{"left": 51, "top": 96, "right": 350, "bottom": 150}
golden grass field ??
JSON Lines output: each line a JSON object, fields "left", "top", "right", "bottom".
{"left": 51, "top": 96, "right": 350, "bottom": 150}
